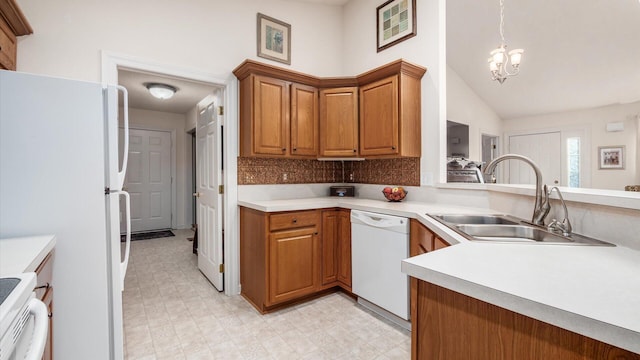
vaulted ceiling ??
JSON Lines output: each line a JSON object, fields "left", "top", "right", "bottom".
{"left": 447, "top": 0, "right": 640, "bottom": 119}
{"left": 122, "top": 0, "right": 640, "bottom": 119}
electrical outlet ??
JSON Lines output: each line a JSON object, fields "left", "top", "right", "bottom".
{"left": 349, "top": 173, "right": 354, "bottom": 181}
{"left": 283, "top": 173, "right": 288, "bottom": 181}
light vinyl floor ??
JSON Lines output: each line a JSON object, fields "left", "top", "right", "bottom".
{"left": 123, "top": 229, "right": 410, "bottom": 359}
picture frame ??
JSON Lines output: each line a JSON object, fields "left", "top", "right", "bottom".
{"left": 598, "top": 145, "right": 625, "bottom": 170}
{"left": 376, "top": 0, "right": 417, "bottom": 52}
{"left": 257, "top": 13, "right": 291, "bottom": 65}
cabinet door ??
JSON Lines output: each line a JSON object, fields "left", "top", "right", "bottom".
{"left": 337, "top": 209, "right": 352, "bottom": 289}
{"left": 0, "top": 16, "right": 17, "bottom": 71}
{"left": 319, "top": 87, "right": 359, "bottom": 157}
{"left": 321, "top": 210, "right": 339, "bottom": 285}
{"left": 291, "top": 83, "right": 319, "bottom": 157}
{"left": 359, "top": 76, "right": 399, "bottom": 156}
{"left": 253, "top": 75, "right": 290, "bottom": 156}
{"left": 410, "top": 219, "right": 435, "bottom": 256}
{"left": 42, "top": 288, "right": 53, "bottom": 360}
{"left": 268, "top": 227, "right": 319, "bottom": 305}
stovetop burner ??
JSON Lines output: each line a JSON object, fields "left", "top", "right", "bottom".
{"left": 0, "top": 278, "right": 20, "bottom": 306}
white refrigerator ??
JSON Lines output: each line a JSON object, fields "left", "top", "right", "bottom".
{"left": 0, "top": 70, "right": 131, "bottom": 360}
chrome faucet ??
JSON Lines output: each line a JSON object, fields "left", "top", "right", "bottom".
{"left": 483, "top": 154, "right": 550, "bottom": 226}
{"left": 546, "top": 186, "right": 572, "bottom": 236}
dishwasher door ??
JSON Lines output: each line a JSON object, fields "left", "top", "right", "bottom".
{"left": 351, "top": 210, "right": 410, "bottom": 321}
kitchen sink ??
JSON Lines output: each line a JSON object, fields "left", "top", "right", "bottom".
{"left": 432, "top": 214, "right": 519, "bottom": 225}
{"left": 430, "top": 214, "right": 614, "bottom": 246}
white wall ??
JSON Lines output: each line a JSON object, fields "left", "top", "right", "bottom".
{"left": 503, "top": 102, "right": 640, "bottom": 190}
{"left": 342, "top": 0, "right": 445, "bottom": 185}
{"left": 446, "top": 66, "right": 502, "bottom": 161}
{"left": 122, "top": 108, "right": 193, "bottom": 229}
{"left": 185, "top": 106, "right": 198, "bottom": 133}
{"left": 16, "top": 0, "right": 344, "bottom": 81}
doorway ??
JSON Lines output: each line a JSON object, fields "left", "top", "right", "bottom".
{"left": 481, "top": 134, "right": 499, "bottom": 168}
{"left": 119, "top": 128, "right": 173, "bottom": 233}
{"left": 508, "top": 132, "right": 562, "bottom": 186}
{"left": 103, "top": 52, "right": 240, "bottom": 296}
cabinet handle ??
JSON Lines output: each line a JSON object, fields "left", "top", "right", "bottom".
{"left": 292, "top": 218, "right": 297, "bottom": 223}
{"left": 35, "top": 283, "right": 50, "bottom": 290}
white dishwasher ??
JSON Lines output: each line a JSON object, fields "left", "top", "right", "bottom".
{"left": 351, "top": 210, "right": 410, "bottom": 328}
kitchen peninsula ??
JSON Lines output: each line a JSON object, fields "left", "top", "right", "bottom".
{"left": 239, "top": 193, "right": 640, "bottom": 358}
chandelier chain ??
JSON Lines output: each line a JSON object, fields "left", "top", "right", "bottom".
{"left": 499, "top": 0, "right": 506, "bottom": 46}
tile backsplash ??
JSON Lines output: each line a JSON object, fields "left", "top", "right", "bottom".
{"left": 237, "top": 157, "right": 420, "bottom": 186}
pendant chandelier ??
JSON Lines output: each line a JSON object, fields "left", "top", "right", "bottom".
{"left": 488, "top": 0, "right": 524, "bottom": 84}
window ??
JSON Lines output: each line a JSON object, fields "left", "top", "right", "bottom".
{"left": 567, "top": 137, "right": 581, "bottom": 188}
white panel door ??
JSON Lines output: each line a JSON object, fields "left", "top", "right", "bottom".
{"left": 508, "top": 132, "right": 562, "bottom": 186}
{"left": 196, "top": 103, "right": 224, "bottom": 291}
{"left": 120, "top": 129, "right": 172, "bottom": 233}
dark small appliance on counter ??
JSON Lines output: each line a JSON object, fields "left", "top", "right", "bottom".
{"left": 330, "top": 186, "right": 355, "bottom": 197}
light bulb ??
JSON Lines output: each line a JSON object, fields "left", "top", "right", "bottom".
{"left": 490, "top": 48, "right": 505, "bottom": 65}
{"left": 488, "top": 58, "right": 498, "bottom": 71}
{"left": 509, "top": 49, "right": 524, "bottom": 66}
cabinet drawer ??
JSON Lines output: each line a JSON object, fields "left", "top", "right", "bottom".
{"left": 270, "top": 210, "right": 319, "bottom": 231}
{"left": 0, "top": 17, "right": 17, "bottom": 70}
{"left": 35, "top": 252, "right": 53, "bottom": 300}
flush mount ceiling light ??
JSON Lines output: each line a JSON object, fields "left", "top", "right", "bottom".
{"left": 144, "top": 83, "right": 178, "bottom": 100}
{"left": 487, "top": 0, "right": 524, "bottom": 84}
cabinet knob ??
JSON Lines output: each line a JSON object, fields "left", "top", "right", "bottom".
{"left": 391, "top": 146, "right": 396, "bottom": 150}
{"left": 314, "top": 232, "right": 318, "bottom": 236}
{"left": 353, "top": 149, "right": 357, "bottom": 153}
{"left": 292, "top": 218, "right": 297, "bottom": 223}
{"left": 293, "top": 148, "right": 297, "bottom": 152}
{"left": 282, "top": 148, "right": 286, "bottom": 151}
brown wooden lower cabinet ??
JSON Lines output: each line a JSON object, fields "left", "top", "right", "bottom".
{"left": 321, "top": 209, "right": 352, "bottom": 291}
{"left": 42, "top": 287, "right": 53, "bottom": 360}
{"left": 35, "top": 252, "right": 54, "bottom": 360}
{"left": 240, "top": 207, "right": 352, "bottom": 313}
{"left": 412, "top": 280, "right": 640, "bottom": 360}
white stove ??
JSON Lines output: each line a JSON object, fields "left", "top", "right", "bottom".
{"left": 0, "top": 272, "right": 48, "bottom": 360}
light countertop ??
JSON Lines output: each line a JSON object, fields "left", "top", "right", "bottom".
{"left": 239, "top": 197, "right": 640, "bottom": 354}
{"left": 0, "top": 235, "right": 56, "bottom": 276}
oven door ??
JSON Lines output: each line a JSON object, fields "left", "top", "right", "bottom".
{"left": 2, "top": 294, "right": 49, "bottom": 360}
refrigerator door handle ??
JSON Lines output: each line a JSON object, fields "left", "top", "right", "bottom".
{"left": 117, "top": 190, "right": 131, "bottom": 291}
{"left": 116, "top": 85, "right": 129, "bottom": 191}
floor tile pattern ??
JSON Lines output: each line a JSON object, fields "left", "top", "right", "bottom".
{"left": 123, "top": 229, "right": 411, "bottom": 359}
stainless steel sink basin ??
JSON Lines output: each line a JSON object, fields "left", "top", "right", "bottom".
{"left": 432, "top": 214, "right": 519, "bottom": 225}
{"left": 455, "top": 224, "right": 570, "bottom": 243}
{"left": 430, "top": 214, "right": 614, "bottom": 246}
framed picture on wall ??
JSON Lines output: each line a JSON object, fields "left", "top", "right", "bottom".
{"left": 598, "top": 145, "right": 625, "bottom": 169}
{"left": 257, "top": 13, "right": 291, "bottom": 65}
{"left": 376, "top": 0, "right": 417, "bottom": 52}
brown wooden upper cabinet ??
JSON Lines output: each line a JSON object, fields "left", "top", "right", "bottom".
{"left": 238, "top": 74, "right": 318, "bottom": 158}
{"left": 359, "top": 65, "right": 424, "bottom": 158}
{"left": 0, "top": 0, "right": 33, "bottom": 71}
{"left": 291, "top": 83, "right": 319, "bottom": 157}
{"left": 359, "top": 76, "right": 399, "bottom": 156}
{"left": 319, "top": 87, "right": 359, "bottom": 157}
{"left": 233, "top": 59, "right": 426, "bottom": 159}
